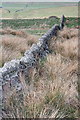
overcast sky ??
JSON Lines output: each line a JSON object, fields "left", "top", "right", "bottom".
{"left": 2, "top": 0, "right": 80, "bottom": 2}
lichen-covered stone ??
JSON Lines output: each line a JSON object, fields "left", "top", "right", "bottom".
{"left": 0, "top": 16, "right": 66, "bottom": 94}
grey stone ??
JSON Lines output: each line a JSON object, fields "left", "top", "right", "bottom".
{"left": 0, "top": 15, "right": 66, "bottom": 95}
{"left": 16, "top": 83, "right": 22, "bottom": 91}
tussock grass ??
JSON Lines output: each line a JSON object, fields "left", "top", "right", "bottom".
{"left": 56, "top": 38, "right": 78, "bottom": 60}
{"left": 60, "top": 27, "right": 78, "bottom": 39}
{"left": 0, "top": 28, "right": 39, "bottom": 66}
{"left": 2, "top": 27, "right": 79, "bottom": 118}
{"left": 0, "top": 28, "right": 28, "bottom": 38}
{"left": 50, "top": 27, "right": 78, "bottom": 60}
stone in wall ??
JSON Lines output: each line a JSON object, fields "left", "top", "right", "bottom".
{"left": 0, "top": 16, "right": 66, "bottom": 111}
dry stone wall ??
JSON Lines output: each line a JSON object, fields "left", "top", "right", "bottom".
{"left": 0, "top": 15, "right": 65, "bottom": 117}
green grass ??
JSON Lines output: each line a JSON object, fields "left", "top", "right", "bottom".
{"left": 1, "top": 2, "right": 78, "bottom": 19}
{"left": 26, "top": 29, "right": 48, "bottom": 36}
{"left": 66, "top": 17, "right": 79, "bottom": 28}
{"left": 2, "top": 2, "right": 77, "bottom": 9}
{"left": 0, "top": 17, "right": 79, "bottom": 36}
{"left": 1, "top": 17, "right": 79, "bottom": 36}
{"left": 18, "top": 6, "right": 78, "bottom": 18}
{"left": 1, "top": 6, "right": 78, "bottom": 19}
{"left": 1, "top": 18, "right": 59, "bottom": 30}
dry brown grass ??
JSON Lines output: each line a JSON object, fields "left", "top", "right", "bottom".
{"left": 0, "top": 28, "right": 28, "bottom": 37}
{"left": 50, "top": 27, "right": 78, "bottom": 60}
{"left": 4, "top": 57, "right": 78, "bottom": 118}
{"left": 2, "top": 27, "right": 79, "bottom": 118}
{"left": 60, "top": 27, "right": 78, "bottom": 39}
{"left": 56, "top": 38, "right": 78, "bottom": 60}
{"left": 0, "top": 28, "right": 39, "bottom": 66}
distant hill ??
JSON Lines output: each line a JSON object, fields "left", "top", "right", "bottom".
{"left": 1, "top": 2, "right": 78, "bottom": 19}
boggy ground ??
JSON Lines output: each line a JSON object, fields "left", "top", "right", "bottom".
{"left": 2, "top": 27, "right": 79, "bottom": 118}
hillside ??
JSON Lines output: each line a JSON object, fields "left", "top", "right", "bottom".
{"left": 0, "top": 2, "right": 79, "bottom": 117}
{"left": 0, "top": 2, "right": 78, "bottom": 19}
{"left": 1, "top": 26, "right": 79, "bottom": 118}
